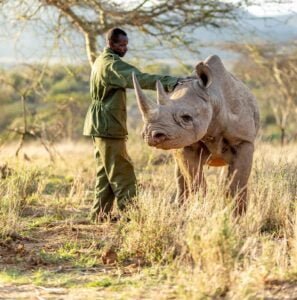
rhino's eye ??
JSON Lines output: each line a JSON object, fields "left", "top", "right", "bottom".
{"left": 181, "top": 114, "right": 193, "bottom": 122}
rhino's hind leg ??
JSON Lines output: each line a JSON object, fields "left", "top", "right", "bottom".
{"left": 227, "top": 142, "right": 254, "bottom": 215}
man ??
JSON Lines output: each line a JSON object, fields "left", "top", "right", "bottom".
{"left": 83, "top": 28, "right": 179, "bottom": 222}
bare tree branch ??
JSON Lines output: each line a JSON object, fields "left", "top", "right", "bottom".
{"left": 1, "top": 0, "right": 240, "bottom": 65}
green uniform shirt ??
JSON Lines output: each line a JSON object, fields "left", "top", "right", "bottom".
{"left": 83, "top": 47, "right": 179, "bottom": 138}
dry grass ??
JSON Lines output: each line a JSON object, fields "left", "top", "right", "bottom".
{"left": 0, "top": 134, "right": 296, "bottom": 299}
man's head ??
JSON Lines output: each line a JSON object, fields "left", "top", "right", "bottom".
{"left": 106, "top": 28, "right": 128, "bottom": 57}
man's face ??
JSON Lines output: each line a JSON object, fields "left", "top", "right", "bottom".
{"left": 109, "top": 35, "right": 128, "bottom": 57}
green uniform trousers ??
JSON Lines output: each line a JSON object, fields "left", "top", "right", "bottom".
{"left": 90, "top": 137, "right": 136, "bottom": 220}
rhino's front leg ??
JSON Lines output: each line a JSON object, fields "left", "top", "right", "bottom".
{"left": 227, "top": 142, "right": 254, "bottom": 215}
{"left": 174, "top": 162, "right": 189, "bottom": 203}
{"left": 174, "top": 142, "right": 209, "bottom": 204}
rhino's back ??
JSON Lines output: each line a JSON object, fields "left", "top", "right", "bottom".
{"left": 206, "top": 56, "right": 260, "bottom": 144}
{"left": 224, "top": 73, "right": 260, "bottom": 143}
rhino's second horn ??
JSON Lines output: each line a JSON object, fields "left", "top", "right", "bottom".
{"left": 156, "top": 80, "right": 170, "bottom": 105}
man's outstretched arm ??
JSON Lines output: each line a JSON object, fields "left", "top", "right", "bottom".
{"left": 107, "top": 59, "right": 179, "bottom": 92}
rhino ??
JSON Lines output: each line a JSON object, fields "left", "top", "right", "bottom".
{"left": 132, "top": 55, "right": 260, "bottom": 215}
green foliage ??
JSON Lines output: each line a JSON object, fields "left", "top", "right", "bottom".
{"left": 0, "top": 64, "right": 90, "bottom": 141}
{"left": 43, "top": 174, "right": 73, "bottom": 195}
{"left": 50, "top": 77, "right": 88, "bottom": 96}
{"left": 86, "top": 278, "right": 113, "bottom": 288}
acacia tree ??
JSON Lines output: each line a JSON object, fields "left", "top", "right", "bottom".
{"left": 270, "top": 55, "right": 297, "bottom": 145}
{"left": 0, "top": 0, "right": 243, "bottom": 66}
{"left": 234, "top": 44, "right": 297, "bottom": 145}
{"left": 0, "top": 65, "right": 59, "bottom": 161}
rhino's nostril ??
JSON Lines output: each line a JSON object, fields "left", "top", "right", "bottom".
{"left": 152, "top": 131, "right": 166, "bottom": 140}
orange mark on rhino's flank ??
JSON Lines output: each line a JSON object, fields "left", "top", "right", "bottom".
{"left": 207, "top": 156, "right": 227, "bottom": 167}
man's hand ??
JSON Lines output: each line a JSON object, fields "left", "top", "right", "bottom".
{"left": 174, "top": 76, "right": 197, "bottom": 89}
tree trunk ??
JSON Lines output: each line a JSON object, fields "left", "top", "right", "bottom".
{"left": 85, "top": 32, "right": 98, "bottom": 66}
{"left": 21, "top": 94, "right": 27, "bottom": 132}
{"left": 280, "top": 127, "right": 285, "bottom": 147}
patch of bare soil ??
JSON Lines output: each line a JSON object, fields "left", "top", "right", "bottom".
{"left": 0, "top": 184, "right": 154, "bottom": 299}
{"left": 0, "top": 284, "right": 135, "bottom": 300}
{"left": 264, "top": 279, "right": 297, "bottom": 300}
{"left": 0, "top": 222, "right": 107, "bottom": 268}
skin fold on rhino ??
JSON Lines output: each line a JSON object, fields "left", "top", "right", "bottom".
{"left": 132, "top": 55, "right": 260, "bottom": 215}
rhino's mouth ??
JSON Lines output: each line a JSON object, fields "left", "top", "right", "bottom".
{"left": 143, "top": 131, "right": 193, "bottom": 150}
{"left": 153, "top": 140, "right": 192, "bottom": 150}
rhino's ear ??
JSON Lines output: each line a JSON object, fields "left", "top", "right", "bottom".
{"left": 195, "top": 62, "right": 212, "bottom": 89}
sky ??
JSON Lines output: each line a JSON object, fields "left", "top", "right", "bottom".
{"left": 244, "top": 0, "right": 297, "bottom": 16}
{"left": 115, "top": 0, "right": 297, "bottom": 16}
{"left": 0, "top": 1, "right": 296, "bottom": 65}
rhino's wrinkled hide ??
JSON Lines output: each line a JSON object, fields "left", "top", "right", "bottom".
{"left": 133, "top": 55, "right": 260, "bottom": 215}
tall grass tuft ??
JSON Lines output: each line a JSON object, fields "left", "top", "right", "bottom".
{"left": 0, "top": 165, "right": 41, "bottom": 236}
{"left": 119, "top": 188, "right": 187, "bottom": 264}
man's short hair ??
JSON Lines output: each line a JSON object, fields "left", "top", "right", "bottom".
{"left": 106, "top": 28, "right": 127, "bottom": 43}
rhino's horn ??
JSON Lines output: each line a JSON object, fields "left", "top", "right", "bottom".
{"left": 156, "top": 80, "right": 169, "bottom": 105}
{"left": 132, "top": 72, "right": 157, "bottom": 119}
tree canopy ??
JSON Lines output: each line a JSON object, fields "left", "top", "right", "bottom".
{"left": 0, "top": 0, "right": 243, "bottom": 65}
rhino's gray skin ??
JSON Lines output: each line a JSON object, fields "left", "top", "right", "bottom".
{"left": 132, "top": 55, "right": 260, "bottom": 215}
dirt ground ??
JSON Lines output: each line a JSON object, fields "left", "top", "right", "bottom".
{"left": 1, "top": 220, "right": 297, "bottom": 300}
{"left": 0, "top": 213, "right": 175, "bottom": 299}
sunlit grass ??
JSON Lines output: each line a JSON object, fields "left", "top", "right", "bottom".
{"left": 0, "top": 134, "right": 296, "bottom": 298}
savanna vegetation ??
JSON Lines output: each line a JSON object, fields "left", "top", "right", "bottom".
{"left": 0, "top": 0, "right": 297, "bottom": 299}
{"left": 0, "top": 134, "right": 296, "bottom": 298}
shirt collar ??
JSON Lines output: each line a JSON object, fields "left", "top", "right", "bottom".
{"left": 104, "top": 47, "right": 119, "bottom": 57}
